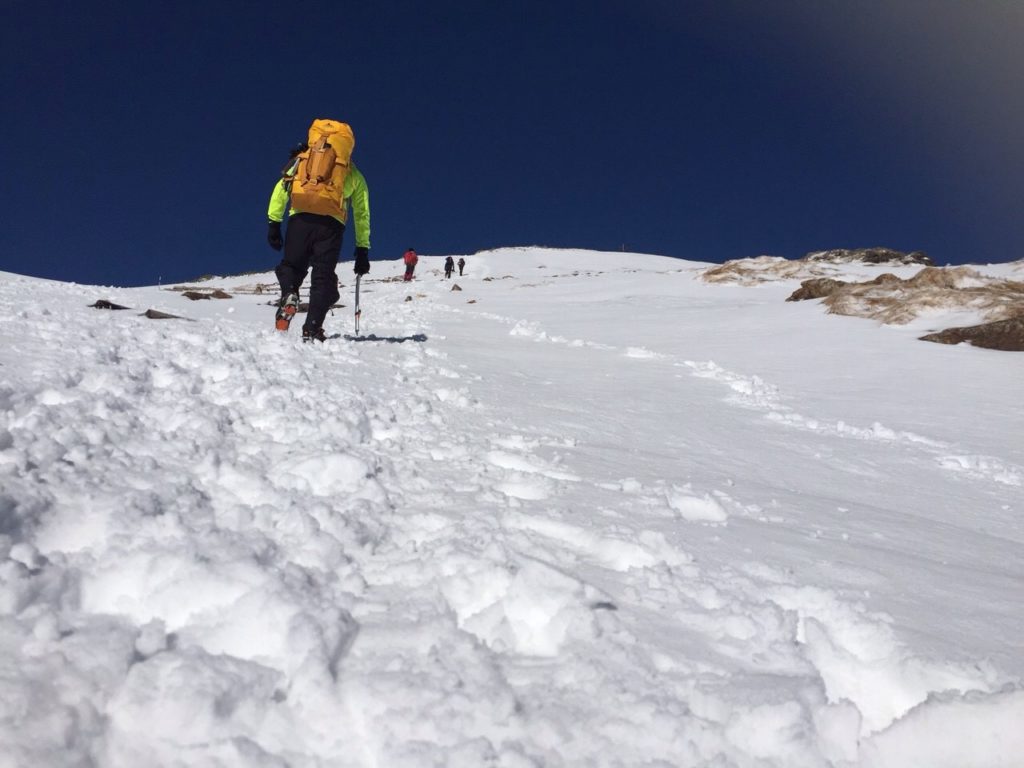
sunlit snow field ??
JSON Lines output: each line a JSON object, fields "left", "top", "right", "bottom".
{"left": 1, "top": 248, "right": 1022, "bottom": 767}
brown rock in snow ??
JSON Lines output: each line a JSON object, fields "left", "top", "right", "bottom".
{"left": 142, "top": 309, "right": 189, "bottom": 320}
{"left": 786, "top": 278, "right": 848, "bottom": 302}
{"left": 920, "top": 316, "right": 1024, "bottom": 351}
{"left": 804, "top": 248, "right": 934, "bottom": 266}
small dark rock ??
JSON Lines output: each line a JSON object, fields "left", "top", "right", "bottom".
{"left": 142, "top": 309, "right": 189, "bottom": 320}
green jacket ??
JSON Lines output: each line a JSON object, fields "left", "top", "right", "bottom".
{"left": 267, "top": 162, "right": 371, "bottom": 249}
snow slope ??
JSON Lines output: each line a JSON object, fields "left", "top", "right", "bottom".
{"left": 1, "top": 248, "right": 1022, "bottom": 767}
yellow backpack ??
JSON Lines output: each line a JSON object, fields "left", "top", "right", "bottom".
{"left": 288, "top": 119, "right": 355, "bottom": 219}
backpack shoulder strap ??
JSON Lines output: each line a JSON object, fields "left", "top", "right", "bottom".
{"left": 280, "top": 156, "right": 303, "bottom": 192}
{"left": 281, "top": 156, "right": 302, "bottom": 178}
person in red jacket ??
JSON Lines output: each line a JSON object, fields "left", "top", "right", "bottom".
{"left": 403, "top": 249, "right": 418, "bottom": 281}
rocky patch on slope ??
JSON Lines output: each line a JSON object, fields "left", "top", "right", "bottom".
{"left": 703, "top": 247, "right": 932, "bottom": 286}
{"left": 703, "top": 256, "right": 828, "bottom": 285}
{"left": 703, "top": 252, "right": 1024, "bottom": 351}
{"left": 804, "top": 247, "right": 934, "bottom": 266}
{"left": 919, "top": 316, "right": 1024, "bottom": 351}
{"left": 785, "top": 267, "right": 1024, "bottom": 350}
{"left": 786, "top": 267, "right": 1024, "bottom": 325}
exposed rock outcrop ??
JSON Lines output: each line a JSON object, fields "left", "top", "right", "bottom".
{"left": 787, "top": 271, "right": 924, "bottom": 303}
{"left": 804, "top": 248, "right": 934, "bottom": 266}
{"left": 704, "top": 251, "right": 1023, "bottom": 351}
{"left": 703, "top": 249, "right": 934, "bottom": 286}
{"left": 785, "top": 278, "right": 849, "bottom": 302}
{"left": 920, "top": 316, "right": 1024, "bottom": 351}
{"left": 787, "top": 266, "right": 1024, "bottom": 330}
{"left": 702, "top": 256, "right": 811, "bottom": 284}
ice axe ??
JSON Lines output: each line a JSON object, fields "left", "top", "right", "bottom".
{"left": 354, "top": 274, "right": 362, "bottom": 336}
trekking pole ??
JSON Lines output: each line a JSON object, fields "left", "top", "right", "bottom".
{"left": 354, "top": 274, "right": 362, "bottom": 336}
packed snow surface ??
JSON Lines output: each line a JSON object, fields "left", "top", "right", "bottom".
{"left": 1, "top": 247, "right": 1022, "bottom": 767}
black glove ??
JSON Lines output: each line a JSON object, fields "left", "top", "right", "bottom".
{"left": 267, "top": 221, "right": 283, "bottom": 251}
{"left": 354, "top": 247, "right": 370, "bottom": 275}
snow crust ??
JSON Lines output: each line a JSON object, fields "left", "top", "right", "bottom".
{"left": 1, "top": 248, "right": 1022, "bottom": 766}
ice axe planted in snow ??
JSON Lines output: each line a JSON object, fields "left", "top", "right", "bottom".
{"left": 354, "top": 274, "right": 362, "bottom": 336}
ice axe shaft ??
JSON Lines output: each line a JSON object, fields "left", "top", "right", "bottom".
{"left": 354, "top": 274, "right": 362, "bottom": 335}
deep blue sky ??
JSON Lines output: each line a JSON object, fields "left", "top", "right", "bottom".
{"left": 3, "top": 0, "right": 1022, "bottom": 285}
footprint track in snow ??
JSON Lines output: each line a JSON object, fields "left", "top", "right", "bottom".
{"left": 679, "top": 360, "right": 1023, "bottom": 488}
{"left": 463, "top": 310, "right": 1023, "bottom": 489}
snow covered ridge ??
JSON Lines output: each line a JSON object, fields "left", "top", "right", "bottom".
{"left": 704, "top": 252, "right": 1024, "bottom": 351}
{"left": 2, "top": 251, "right": 1023, "bottom": 766}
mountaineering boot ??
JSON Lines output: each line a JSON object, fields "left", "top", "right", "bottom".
{"left": 275, "top": 292, "right": 300, "bottom": 331}
{"left": 302, "top": 326, "right": 327, "bottom": 343}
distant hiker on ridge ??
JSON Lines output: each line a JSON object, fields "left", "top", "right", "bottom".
{"left": 267, "top": 118, "right": 371, "bottom": 342}
{"left": 457, "top": 257, "right": 465, "bottom": 276}
{"left": 403, "top": 248, "right": 418, "bottom": 281}
{"left": 444, "top": 256, "right": 455, "bottom": 279}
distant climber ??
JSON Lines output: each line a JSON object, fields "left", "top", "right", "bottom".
{"left": 444, "top": 256, "right": 455, "bottom": 279}
{"left": 457, "top": 257, "right": 466, "bottom": 276}
{"left": 403, "top": 249, "right": 418, "bottom": 281}
{"left": 267, "top": 118, "right": 371, "bottom": 342}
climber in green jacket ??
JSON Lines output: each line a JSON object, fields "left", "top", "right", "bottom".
{"left": 267, "top": 120, "right": 371, "bottom": 341}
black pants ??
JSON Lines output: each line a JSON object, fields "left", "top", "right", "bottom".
{"left": 275, "top": 213, "right": 344, "bottom": 332}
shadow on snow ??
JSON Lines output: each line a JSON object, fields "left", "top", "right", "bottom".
{"left": 337, "top": 333, "right": 428, "bottom": 344}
